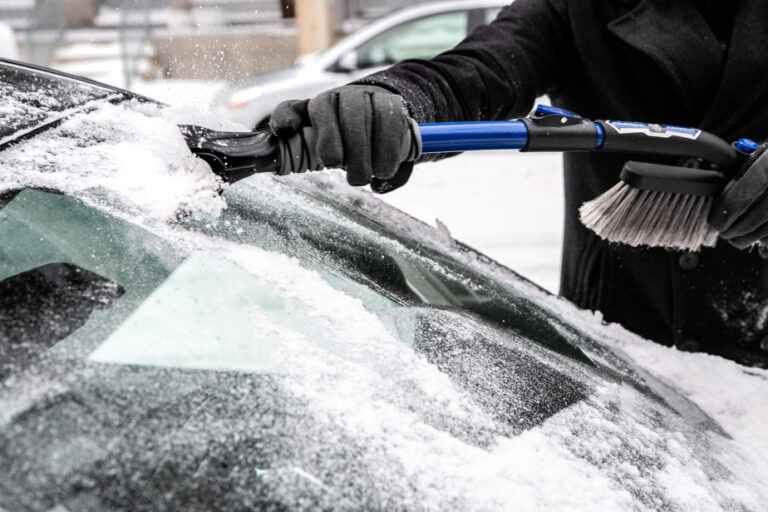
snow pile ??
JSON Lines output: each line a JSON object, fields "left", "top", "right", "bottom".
{"left": 1, "top": 101, "right": 227, "bottom": 222}
{"left": 612, "top": 331, "right": 768, "bottom": 496}
{"left": 131, "top": 79, "right": 226, "bottom": 109}
{"left": 220, "top": 243, "right": 766, "bottom": 511}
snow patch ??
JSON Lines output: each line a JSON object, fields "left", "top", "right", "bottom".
{"left": 1, "top": 101, "right": 226, "bottom": 222}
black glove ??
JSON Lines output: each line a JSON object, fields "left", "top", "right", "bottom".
{"left": 709, "top": 144, "right": 768, "bottom": 249}
{"left": 269, "top": 85, "right": 420, "bottom": 192}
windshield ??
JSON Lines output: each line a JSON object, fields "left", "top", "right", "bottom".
{"left": 357, "top": 11, "right": 470, "bottom": 68}
{"left": 2, "top": 61, "right": 763, "bottom": 512}
{"left": 0, "top": 183, "right": 599, "bottom": 510}
{"left": 0, "top": 180, "right": 588, "bottom": 389}
{"left": 0, "top": 189, "right": 181, "bottom": 379}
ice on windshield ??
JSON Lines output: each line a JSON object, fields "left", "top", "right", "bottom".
{"left": 1, "top": 86, "right": 767, "bottom": 510}
{"left": 85, "top": 238, "right": 766, "bottom": 511}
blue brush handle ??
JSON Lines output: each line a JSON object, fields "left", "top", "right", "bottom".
{"left": 419, "top": 120, "right": 529, "bottom": 153}
{"left": 418, "top": 105, "right": 575, "bottom": 154}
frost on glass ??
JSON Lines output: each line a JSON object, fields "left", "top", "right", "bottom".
{"left": 1, "top": 63, "right": 766, "bottom": 511}
{"left": 1, "top": 178, "right": 765, "bottom": 510}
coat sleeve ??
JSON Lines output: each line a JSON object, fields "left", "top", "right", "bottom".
{"left": 355, "top": 0, "right": 572, "bottom": 124}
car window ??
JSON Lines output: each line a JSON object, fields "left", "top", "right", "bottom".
{"left": 357, "top": 11, "right": 469, "bottom": 69}
{"left": 0, "top": 189, "right": 182, "bottom": 377}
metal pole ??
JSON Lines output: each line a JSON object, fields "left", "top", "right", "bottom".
{"left": 296, "top": 0, "right": 336, "bottom": 55}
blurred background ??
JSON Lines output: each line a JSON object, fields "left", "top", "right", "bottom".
{"left": 0, "top": 0, "right": 482, "bottom": 89}
{"left": 0, "top": 0, "right": 563, "bottom": 291}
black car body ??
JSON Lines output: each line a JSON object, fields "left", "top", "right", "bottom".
{"left": 0, "top": 59, "right": 763, "bottom": 511}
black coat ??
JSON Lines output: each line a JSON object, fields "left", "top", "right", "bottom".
{"left": 359, "top": 0, "right": 768, "bottom": 366}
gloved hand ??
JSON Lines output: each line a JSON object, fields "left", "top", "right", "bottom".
{"left": 709, "top": 144, "right": 768, "bottom": 248}
{"left": 269, "top": 85, "right": 420, "bottom": 192}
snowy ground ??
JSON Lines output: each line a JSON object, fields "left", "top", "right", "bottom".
{"left": 112, "top": 80, "right": 768, "bottom": 505}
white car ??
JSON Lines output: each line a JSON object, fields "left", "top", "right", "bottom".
{"left": 214, "top": 0, "right": 510, "bottom": 129}
{"left": 0, "top": 22, "right": 18, "bottom": 60}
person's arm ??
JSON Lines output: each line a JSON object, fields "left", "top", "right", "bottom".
{"left": 269, "top": 0, "right": 572, "bottom": 190}
{"left": 355, "top": 0, "right": 571, "bottom": 124}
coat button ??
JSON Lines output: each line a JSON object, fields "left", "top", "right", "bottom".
{"left": 678, "top": 253, "right": 700, "bottom": 270}
{"left": 677, "top": 338, "right": 701, "bottom": 352}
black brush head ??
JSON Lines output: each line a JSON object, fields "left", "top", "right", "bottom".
{"left": 620, "top": 161, "right": 726, "bottom": 196}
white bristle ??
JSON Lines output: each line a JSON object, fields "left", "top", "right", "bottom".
{"left": 579, "top": 183, "right": 719, "bottom": 251}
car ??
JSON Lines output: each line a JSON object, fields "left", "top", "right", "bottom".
{"left": 1, "top": 58, "right": 766, "bottom": 511}
{"left": 0, "top": 22, "right": 17, "bottom": 60}
{"left": 213, "top": 0, "right": 510, "bottom": 129}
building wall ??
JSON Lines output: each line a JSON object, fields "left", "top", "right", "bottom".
{"left": 153, "top": 31, "right": 298, "bottom": 80}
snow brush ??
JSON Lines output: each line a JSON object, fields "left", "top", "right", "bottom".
{"left": 579, "top": 129, "right": 759, "bottom": 251}
{"left": 180, "top": 105, "right": 758, "bottom": 250}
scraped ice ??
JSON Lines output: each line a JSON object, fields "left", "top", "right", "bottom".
{"left": 1, "top": 101, "right": 226, "bottom": 222}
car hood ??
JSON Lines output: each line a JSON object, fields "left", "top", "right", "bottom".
{"left": 1, "top": 60, "right": 767, "bottom": 511}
